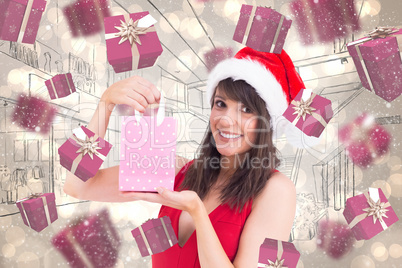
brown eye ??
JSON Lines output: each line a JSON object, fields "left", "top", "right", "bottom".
{"left": 215, "top": 100, "right": 225, "bottom": 107}
{"left": 241, "top": 106, "right": 252, "bottom": 113}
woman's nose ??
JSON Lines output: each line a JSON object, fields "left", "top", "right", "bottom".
{"left": 218, "top": 108, "right": 240, "bottom": 127}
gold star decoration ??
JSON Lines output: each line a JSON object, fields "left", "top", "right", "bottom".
{"left": 114, "top": 18, "right": 149, "bottom": 46}
{"left": 267, "top": 258, "right": 286, "bottom": 268}
{"left": 362, "top": 197, "right": 389, "bottom": 224}
{"left": 292, "top": 97, "right": 316, "bottom": 122}
{"left": 368, "top": 27, "right": 397, "bottom": 39}
{"left": 74, "top": 135, "right": 102, "bottom": 160}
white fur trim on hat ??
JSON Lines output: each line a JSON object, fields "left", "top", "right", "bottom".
{"left": 206, "top": 57, "right": 289, "bottom": 136}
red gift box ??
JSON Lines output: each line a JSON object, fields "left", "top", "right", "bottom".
{"left": 282, "top": 88, "right": 333, "bottom": 137}
{"left": 104, "top": 12, "right": 163, "bottom": 73}
{"left": 131, "top": 216, "right": 178, "bottom": 257}
{"left": 233, "top": 5, "right": 292, "bottom": 54}
{"left": 290, "top": 0, "right": 360, "bottom": 45}
{"left": 347, "top": 27, "right": 402, "bottom": 102}
{"left": 317, "top": 219, "right": 355, "bottom": 259}
{"left": 45, "top": 73, "right": 76, "bottom": 100}
{"left": 16, "top": 193, "right": 58, "bottom": 232}
{"left": 12, "top": 94, "right": 57, "bottom": 134}
{"left": 204, "top": 47, "right": 233, "bottom": 72}
{"left": 0, "top": 0, "right": 47, "bottom": 44}
{"left": 63, "top": 0, "right": 110, "bottom": 37}
{"left": 258, "top": 238, "right": 300, "bottom": 268}
{"left": 343, "top": 188, "right": 399, "bottom": 240}
{"left": 52, "top": 209, "right": 121, "bottom": 268}
{"left": 58, "top": 126, "right": 112, "bottom": 182}
{"left": 339, "top": 113, "right": 391, "bottom": 168}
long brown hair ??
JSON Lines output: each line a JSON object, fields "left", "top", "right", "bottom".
{"left": 180, "top": 78, "right": 281, "bottom": 212}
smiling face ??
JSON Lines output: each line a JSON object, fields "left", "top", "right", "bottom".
{"left": 210, "top": 82, "right": 263, "bottom": 157}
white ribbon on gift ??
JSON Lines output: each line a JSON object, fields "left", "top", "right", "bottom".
{"left": 17, "top": 0, "right": 34, "bottom": 43}
{"left": 134, "top": 90, "right": 166, "bottom": 126}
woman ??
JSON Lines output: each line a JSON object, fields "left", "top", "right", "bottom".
{"left": 64, "top": 47, "right": 304, "bottom": 267}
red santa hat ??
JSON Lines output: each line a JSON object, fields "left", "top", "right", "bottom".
{"left": 206, "top": 47, "right": 321, "bottom": 147}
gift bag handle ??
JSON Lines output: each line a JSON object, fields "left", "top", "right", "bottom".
{"left": 134, "top": 90, "right": 165, "bottom": 126}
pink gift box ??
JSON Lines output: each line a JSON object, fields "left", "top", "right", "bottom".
{"left": 343, "top": 188, "right": 399, "bottom": 240}
{"left": 12, "top": 94, "right": 57, "bottom": 134}
{"left": 317, "top": 220, "right": 355, "bottom": 259}
{"left": 131, "top": 216, "right": 178, "bottom": 257}
{"left": 0, "top": 0, "right": 47, "bottom": 44}
{"left": 52, "top": 209, "right": 121, "bottom": 268}
{"left": 204, "top": 47, "right": 233, "bottom": 72}
{"left": 282, "top": 89, "right": 333, "bottom": 137}
{"left": 347, "top": 28, "right": 402, "bottom": 102}
{"left": 58, "top": 126, "right": 113, "bottom": 182}
{"left": 104, "top": 12, "right": 163, "bottom": 73}
{"left": 16, "top": 193, "right": 58, "bottom": 232}
{"left": 290, "top": 0, "right": 360, "bottom": 45}
{"left": 45, "top": 73, "right": 76, "bottom": 100}
{"left": 63, "top": 0, "right": 111, "bottom": 37}
{"left": 339, "top": 113, "right": 391, "bottom": 168}
{"left": 119, "top": 115, "right": 176, "bottom": 192}
{"left": 258, "top": 238, "right": 300, "bottom": 268}
{"left": 233, "top": 5, "right": 292, "bottom": 54}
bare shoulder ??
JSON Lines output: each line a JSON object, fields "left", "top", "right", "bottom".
{"left": 254, "top": 171, "right": 296, "bottom": 207}
{"left": 175, "top": 155, "right": 192, "bottom": 176}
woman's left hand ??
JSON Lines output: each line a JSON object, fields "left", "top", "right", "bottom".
{"left": 120, "top": 188, "right": 202, "bottom": 215}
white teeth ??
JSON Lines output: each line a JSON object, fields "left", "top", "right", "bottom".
{"left": 219, "top": 130, "right": 241, "bottom": 139}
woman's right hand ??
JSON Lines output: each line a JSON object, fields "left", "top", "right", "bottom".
{"left": 100, "top": 76, "right": 161, "bottom": 113}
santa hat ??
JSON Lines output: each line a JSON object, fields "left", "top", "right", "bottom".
{"left": 206, "top": 47, "right": 321, "bottom": 147}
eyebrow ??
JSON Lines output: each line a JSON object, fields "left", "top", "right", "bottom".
{"left": 214, "top": 95, "right": 226, "bottom": 100}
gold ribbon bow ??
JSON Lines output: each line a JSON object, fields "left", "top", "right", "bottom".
{"left": 291, "top": 95, "right": 316, "bottom": 122}
{"left": 266, "top": 258, "right": 286, "bottom": 268}
{"left": 362, "top": 196, "right": 389, "bottom": 225}
{"left": 368, "top": 27, "right": 398, "bottom": 39}
{"left": 348, "top": 191, "right": 391, "bottom": 231}
{"left": 72, "top": 135, "right": 102, "bottom": 160}
{"left": 28, "top": 193, "right": 43, "bottom": 199}
{"left": 114, "top": 18, "right": 149, "bottom": 46}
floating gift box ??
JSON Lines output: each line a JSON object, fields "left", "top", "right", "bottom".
{"left": 290, "top": 0, "right": 360, "bottom": 45}
{"left": 45, "top": 73, "right": 76, "bottom": 100}
{"left": 12, "top": 94, "right": 57, "bottom": 134}
{"left": 52, "top": 209, "right": 121, "bottom": 268}
{"left": 317, "top": 219, "right": 355, "bottom": 259}
{"left": 132, "top": 216, "right": 178, "bottom": 257}
{"left": 16, "top": 193, "right": 58, "bottom": 232}
{"left": 204, "top": 47, "right": 233, "bottom": 72}
{"left": 0, "top": 0, "right": 47, "bottom": 44}
{"left": 58, "top": 126, "right": 112, "bottom": 182}
{"left": 339, "top": 113, "right": 391, "bottom": 168}
{"left": 119, "top": 94, "right": 176, "bottom": 192}
{"left": 104, "top": 12, "right": 163, "bottom": 73}
{"left": 258, "top": 238, "right": 300, "bottom": 268}
{"left": 282, "top": 88, "right": 333, "bottom": 137}
{"left": 233, "top": 5, "right": 292, "bottom": 54}
{"left": 347, "top": 27, "right": 402, "bottom": 102}
{"left": 343, "top": 188, "right": 399, "bottom": 240}
{"left": 63, "top": 0, "right": 111, "bottom": 37}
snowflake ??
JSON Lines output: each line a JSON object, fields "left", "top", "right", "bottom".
{"left": 391, "top": 75, "right": 402, "bottom": 89}
{"left": 262, "top": 26, "right": 268, "bottom": 33}
{"left": 152, "top": 243, "right": 157, "bottom": 249}
{"left": 9, "top": 25, "right": 17, "bottom": 34}
{"left": 5, "top": 11, "right": 9, "bottom": 17}
{"left": 250, "top": 34, "right": 257, "bottom": 42}
{"left": 32, "top": 9, "right": 38, "bottom": 15}
{"left": 26, "top": 28, "right": 33, "bottom": 37}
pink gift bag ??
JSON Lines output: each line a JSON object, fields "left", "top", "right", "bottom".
{"left": 119, "top": 93, "right": 177, "bottom": 192}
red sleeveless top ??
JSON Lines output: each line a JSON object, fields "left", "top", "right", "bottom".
{"left": 152, "top": 160, "right": 255, "bottom": 268}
